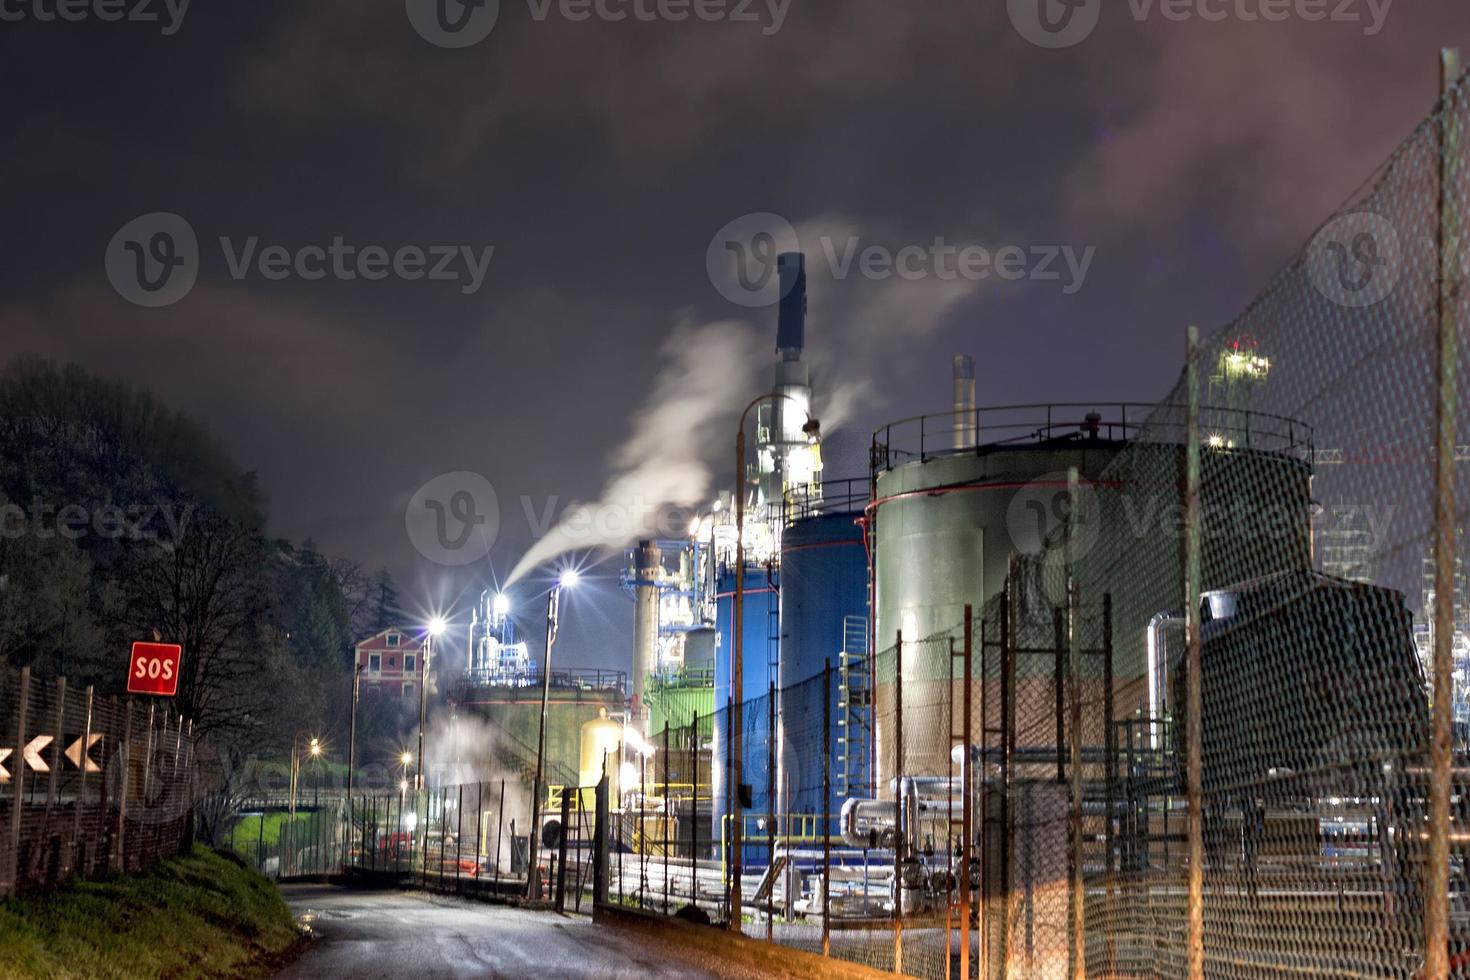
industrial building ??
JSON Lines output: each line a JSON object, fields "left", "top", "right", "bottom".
{"left": 439, "top": 253, "right": 1435, "bottom": 967}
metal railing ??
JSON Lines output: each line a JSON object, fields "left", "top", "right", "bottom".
{"left": 871, "top": 402, "right": 1314, "bottom": 473}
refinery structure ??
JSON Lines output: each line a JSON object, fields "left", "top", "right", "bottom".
{"left": 423, "top": 248, "right": 1451, "bottom": 976}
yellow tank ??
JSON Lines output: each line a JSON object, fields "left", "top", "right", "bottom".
{"left": 578, "top": 708, "right": 622, "bottom": 808}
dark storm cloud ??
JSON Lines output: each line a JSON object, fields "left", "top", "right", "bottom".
{"left": 1, "top": 0, "right": 1467, "bottom": 670}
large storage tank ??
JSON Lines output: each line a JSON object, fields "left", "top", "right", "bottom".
{"left": 777, "top": 483, "right": 868, "bottom": 826}
{"left": 870, "top": 405, "right": 1313, "bottom": 792}
{"left": 711, "top": 563, "right": 779, "bottom": 851}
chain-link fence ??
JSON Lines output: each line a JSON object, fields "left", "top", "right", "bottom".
{"left": 0, "top": 665, "right": 201, "bottom": 896}
{"left": 595, "top": 49, "right": 1470, "bottom": 980}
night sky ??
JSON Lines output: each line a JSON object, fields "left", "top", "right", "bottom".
{"left": 2, "top": 0, "right": 1466, "bottom": 672}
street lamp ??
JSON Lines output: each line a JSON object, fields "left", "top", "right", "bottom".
{"left": 288, "top": 733, "right": 323, "bottom": 876}
{"left": 730, "top": 393, "right": 818, "bottom": 929}
{"left": 346, "top": 663, "right": 362, "bottom": 868}
{"left": 527, "top": 568, "right": 579, "bottom": 899}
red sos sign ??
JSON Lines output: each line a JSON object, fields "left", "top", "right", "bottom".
{"left": 128, "top": 642, "right": 183, "bottom": 696}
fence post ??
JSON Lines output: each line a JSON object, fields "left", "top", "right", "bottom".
{"left": 1185, "top": 325, "right": 1205, "bottom": 980}
{"left": 45, "top": 678, "right": 65, "bottom": 854}
{"left": 594, "top": 771, "right": 609, "bottom": 906}
{"left": 822, "top": 658, "right": 832, "bottom": 958}
{"left": 1067, "top": 468, "right": 1085, "bottom": 980}
{"left": 691, "top": 712, "right": 700, "bottom": 906}
{"left": 724, "top": 694, "right": 734, "bottom": 926}
{"left": 960, "top": 607, "right": 972, "bottom": 980}
{"left": 767, "top": 680, "right": 776, "bottom": 941}
{"left": 494, "top": 779, "right": 505, "bottom": 890}
{"left": 555, "top": 784, "right": 571, "bottom": 911}
{"left": 894, "top": 630, "right": 904, "bottom": 976}
{"left": 72, "top": 686, "right": 94, "bottom": 877}
{"left": 114, "top": 697, "right": 132, "bottom": 874}
{"left": 1004, "top": 558, "right": 1020, "bottom": 979}
{"left": 4, "top": 667, "right": 31, "bottom": 896}
{"left": 141, "top": 702, "right": 156, "bottom": 820}
{"left": 1427, "top": 45, "right": 1462, "bottom": 980}
{"left": 663, "top": 723, "right": 671, "bottom": 915}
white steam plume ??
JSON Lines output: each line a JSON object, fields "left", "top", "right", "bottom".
{"left": 505, "top": 318, "right": 763, "bottom": 586}
{"left": 505, "top": 215, "right": 988, "bottom": 584}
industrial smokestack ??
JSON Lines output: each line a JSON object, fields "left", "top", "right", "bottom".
{"left": 632, "top": 541, "right": 661, "bottom": 734}
{"left": 952, "top": 354, "right": 976, "bottom": 450}
{"left": 776, "top": 252, "right": 807, "bottom": 360}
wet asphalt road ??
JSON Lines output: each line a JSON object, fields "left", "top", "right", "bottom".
{"left": 274, "top": 885, "right": 757, "bottom": 979}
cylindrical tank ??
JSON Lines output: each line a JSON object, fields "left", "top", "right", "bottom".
{"left": 711, "top": 563, "right": 779, "bottom": 854}
{"left": 578, "top": 708, "right": 622, "bottom": 808}
{"left": 871, "top": 412, "right": 1313, "bottom": 794}
{"left": 684, "top": 627, "right": 716, "bottom": 673}
{"left": 778, "top": 509, "right": 867, "bottom": 826}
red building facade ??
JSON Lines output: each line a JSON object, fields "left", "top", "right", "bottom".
{"left": 354, "top": 627, "right": 426, "bottom": 700}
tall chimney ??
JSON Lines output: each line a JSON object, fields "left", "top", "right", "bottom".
{"left": 776, "top": 253, "right": 807, "bottom": 360}
{"left": 953, "top": 355, "right": 977, "bottom": 450}
{"left": 632, "top": 541, "right": 662, "bottom": 734}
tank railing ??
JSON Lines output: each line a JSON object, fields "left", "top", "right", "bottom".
{"left": 451, "top": 666, "right": 628, "bottom": 696}
{"left": 648, "top": 665, "right": 716, "bottom": 690}
{"left": 871, "top": 402, "right": 1315, "bottom": 473}
{"left": 782, "top": 477, "right": 870, "bottom": 523}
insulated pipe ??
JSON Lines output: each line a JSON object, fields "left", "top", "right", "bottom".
{"left": 841, "top": 798, "right": 898, "bottom": 848}
{"left": 1146, "top": 612, "right": 1183, "bottom": 750}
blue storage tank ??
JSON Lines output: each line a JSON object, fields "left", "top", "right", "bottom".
{"left": 711, "top": 563, "right": 780, "bottom": 862}
{"left": 778, "top": 504, "right": 868, "bottom": 830}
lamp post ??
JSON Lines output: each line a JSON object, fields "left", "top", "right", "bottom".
{"left": 730, "top": 393, "right": 818, "bottom": 930}
{"left": 528, "top": 568, "right": 579, "bottom": 899}
{"left": 288, "top": 733, "right": 322, "bottom": 876}
{"left": 346, "top": 663, "right": 361, "bottom": 866}
{"left": 418, "top": 617, "right": 447, "bottom": 793}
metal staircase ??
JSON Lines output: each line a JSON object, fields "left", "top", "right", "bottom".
{"left": 837, "top": 615, "right": 872, "bottom": 798}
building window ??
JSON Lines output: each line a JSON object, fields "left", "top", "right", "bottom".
{"left": 402, "top": 682, "right": 414, "bottom": 701}
{"left": 386, "top": 633, "right": 400, "bottom": 647}
{"left": 369, "top": 653, "right": 381, "bottom": 672}
{"left": 387, "top": 657, "right": 396, "bottom": 668}
{"left": 403, "top": 654, "right": 416, "bottom": 674}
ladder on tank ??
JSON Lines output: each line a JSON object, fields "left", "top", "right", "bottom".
{"left": 837, "top": 615, "right": 872, "bottom": 798}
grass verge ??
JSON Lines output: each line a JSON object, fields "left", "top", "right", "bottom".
{"left": 0, "top": 844, "right": 302, "bottom": 979}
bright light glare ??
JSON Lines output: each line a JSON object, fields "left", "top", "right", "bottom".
{"left": 623, "top": 727, "right": 657, "bottom": 758}
{"left": 404, "top": 810, "right": 418, "bottom": 832}
{"left": 492, "top": 594, "right": 511, "bottom": 618}
{"left": 401, "top": 751, "right": 413, "bottom": 766}
{"left": 558, "top": 568, "right": 581, "bottom": 589}
{"left": 428, "top": 616, "right": 448, "bottom": 637}
{"left": 619, "top": 761, "right": 638, "bottom": 789}
{"left": 310, "top": 738, "right": 322, "bottom": 757}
